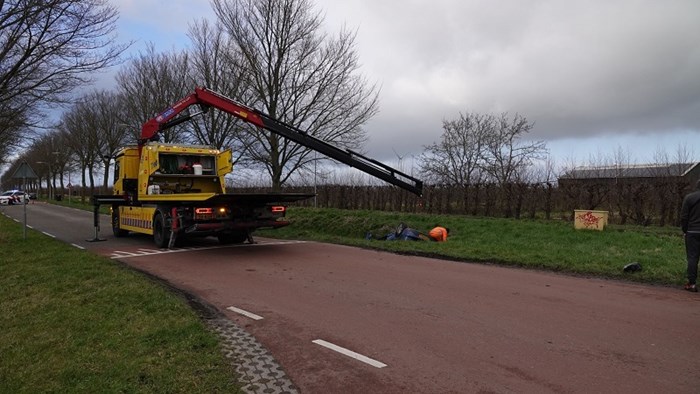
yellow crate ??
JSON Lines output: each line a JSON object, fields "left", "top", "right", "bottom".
{"left": 574, "top": 210, "right": 608, "bottom": 230}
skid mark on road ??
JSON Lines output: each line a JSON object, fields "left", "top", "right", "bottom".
{"left": 109, "top": 240, "right": 306, "bottom": 259}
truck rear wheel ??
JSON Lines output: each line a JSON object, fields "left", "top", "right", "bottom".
{"left": 112, "top": 209, "right": 129, "bottom": 237}
{"left": 217, "top": 232, "right": 248, "bottom": 245}
{"left": 153, "top": 213, "right": 170, "bottom": 248}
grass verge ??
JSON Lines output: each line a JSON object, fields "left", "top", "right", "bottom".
{"left": 0, "top": 214, "right": 240, "bottom": 393}
{"left": 259, "top": 207, "right": 686, "bottom": 285}
{"left": 33, "top": 199, "right": 687, "bottom": 284}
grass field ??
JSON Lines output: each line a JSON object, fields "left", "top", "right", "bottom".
{"left": 0, "top": 213, "right": 241, "bottom": 393}
{"left": 259, "top": 207, "right": 687, "bottom": 285}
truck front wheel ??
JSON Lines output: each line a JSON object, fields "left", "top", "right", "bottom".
{"left": 153, "top": 213, "right": 170, "bottom": 248}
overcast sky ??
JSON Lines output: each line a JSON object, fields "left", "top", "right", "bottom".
{"left": 112, "top": 0, "right": 700, "bottom": 165}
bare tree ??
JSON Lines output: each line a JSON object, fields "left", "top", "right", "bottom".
{"left": 186, "top": 19, "right": 256, "bottom": 159}
{"left": 60, "top": 100, "right": 103, "bottom": 196}
{"left": 116, "top": 44, "right": 192, "bottom": 144}
{"left": 83, "top": 90, "right": 130, "bottom": 191}
{"left": 0, "top": 0, "right": 128, "bottom": 163}
{"left": 32, "top": 133, "right": 61, "bottom": 197}
{"left": 50, "top": 131, "right": 75, "bottom": 194}
{"left": 419, "top": 112, "right": 491, "bottom": 213}
{"left": 484, "top": 113, "right": 546, "bottom": 184}
{"left": 420, "top": 113, "right": 491, "bottom": 186}
{"left": 483, "top": 113, "right": 547, "bottom": 217}
{"left": 0, "top": 104, "right": 24, "bottom": 165}
{"left": 212, "top": 0, "right": 379, "bottom": 190}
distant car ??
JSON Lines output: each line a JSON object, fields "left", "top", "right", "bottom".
{"left": 0, "top": 190, "right": 29, "bottom": 205}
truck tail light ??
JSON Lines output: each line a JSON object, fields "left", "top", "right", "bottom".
{"left": 271, "top": 206, "right": 285, "bottom": 213}
{"left": 195, "top": 207, "right": 228, "bottom": 220}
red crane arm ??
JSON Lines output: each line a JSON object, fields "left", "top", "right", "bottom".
{"left": 139, "top": 87, "right": 264, "bottom": 145}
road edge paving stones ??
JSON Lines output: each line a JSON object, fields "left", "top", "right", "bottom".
{"left": 126, "top": 264, "right": 299, "bottom": 394}
{"left": 207, "top": 316, "right": 299, "bottom": 394}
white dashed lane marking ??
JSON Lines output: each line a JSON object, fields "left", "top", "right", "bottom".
{"left": 41, "top": 231, "right": 55, "bottom": 238}
{"left": 109, "top": 240, "right": 306, "bottom": 259}
{"left": 226, "top": 306, "right": 264, "bottom": 321}
{"left": 137, "top": 248, "right": 167, "bottom": 254}
{"left": 312, "top": 339, "right": 387, "bottom": 368}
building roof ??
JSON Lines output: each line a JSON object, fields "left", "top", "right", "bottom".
{"left": 561, "top": 162, "right": 699, "bottom": 180}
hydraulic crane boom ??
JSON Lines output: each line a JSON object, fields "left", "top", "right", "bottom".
{"left": 141, "top": 87, "right": 423, "bottom": 196}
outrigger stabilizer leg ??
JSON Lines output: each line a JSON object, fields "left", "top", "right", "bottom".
{"left": 167, "top": 206, "right": 179, "bottom": 249}
{"left": 86, "top": 203, "right": 106, "bottom": 242}
{"left": 167, "top": 227, "right": 178, "bottom": 249}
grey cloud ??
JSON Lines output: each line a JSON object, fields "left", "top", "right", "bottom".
{"left": 317, "top": 0, "right": 700, "bottom": 160}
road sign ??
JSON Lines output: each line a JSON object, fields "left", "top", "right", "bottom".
{"left": 11, "top": 162, "right": 38, "bottom": 179}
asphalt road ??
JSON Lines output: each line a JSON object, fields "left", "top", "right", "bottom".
{"left": 3, "top": 202, "right": 699, "bottom": 393}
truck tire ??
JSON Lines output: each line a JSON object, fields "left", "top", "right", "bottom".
{"left": 217, "top": 232, "right": 248, "bottom": 245}
{"left": 153, "top": 213, "right": 170, "bottom": 248}
{"left": 112, "top": 209, "right": 129, "bottom": 237}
